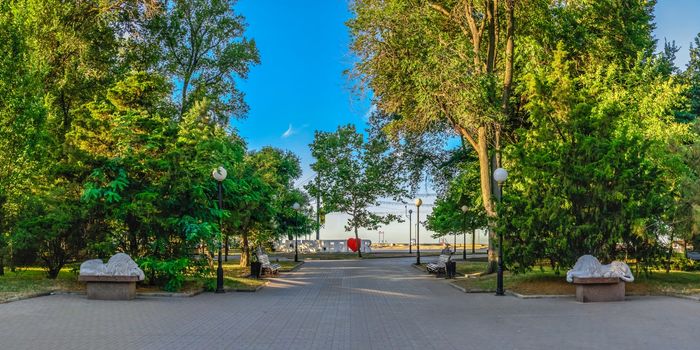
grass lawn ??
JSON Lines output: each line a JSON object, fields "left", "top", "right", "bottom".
{"left": 0, "top": 259, "right": 303, "bottom": 302}
{"left": 219, "top": 259, "right": 302, "bottom": 291}
{"left": 451, "top": 267, "right": 700, "bottom": 296}
{"left": 0, "top": 267, "right": 83, "bottom": 303}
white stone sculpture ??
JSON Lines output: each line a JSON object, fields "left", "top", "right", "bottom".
{"left": 566, "top": 255, "right": 634, "bottom": 283}
{"left": 79, "top": 253, "right": 145, "bottom": 281}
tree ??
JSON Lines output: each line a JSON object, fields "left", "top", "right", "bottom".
{"left": 348, "top": 0, "right": 657, "bottom": 271}
{"left": 306, "top": 124, "right": 405, "bottom": 257}
{"left": 229, "top": 147, "right": 302, "bottom": 267}
{"left": 427, "top": 159, "right": 486, "bottom": 252}
{"left": 502, "top": 47, "right": 688, "bottom": 273}
{"left": 274, "top": 189, "right": 315, "bottom": 248}
{"left": 150, "top": 0, "right": 260, "bottom": 123}
{"left": 682, "top": 33, "right": 700, "bottom": 122}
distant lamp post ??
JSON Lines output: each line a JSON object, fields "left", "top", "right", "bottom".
{"left": 212, "top": 166, "right": 227, "bottom": 294}
{"left": 292, "top": 202, "right": 301, "bottom": 262}
{"left": 408, "top": 209, "right": 413, "bottom": 254}
{"left": 461, "top": 205, "right": 469, "bottom": 260}
{"left": 493, "top": 167, "right": 508, "bottom": 296}
{"left": 415, "top": 198, "right": 423, "bottom": 265}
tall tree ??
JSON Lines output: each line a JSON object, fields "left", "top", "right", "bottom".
{"left": 683, "top": 33, "right": 700, "bottom": 122}
{"left": 306, "top": 124, "right": 405, "bottom": 257}
{"left": 151, "top": 0, "right": 260, "bottom": 123}
{"left": 230, "top": 147, "right": 302, "bottom": 267}
{"left": 427, "top": 159, "right": 487, "bottom": 251}
{"left": 502, "top": 47, "right": 688, "bottom": 273}
{"left": 348, "top": 0, "right": 656, "bottom": 270}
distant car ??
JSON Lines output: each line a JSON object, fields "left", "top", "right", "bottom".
{"left": 687, "top": 251, "right": 700, "bottom": 261}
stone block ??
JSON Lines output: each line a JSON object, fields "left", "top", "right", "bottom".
{"left": 573, "top": 277, "right": 625, "bottom": 302}
{"left": 79, "top": 275, "right": 140, "bottom": 300}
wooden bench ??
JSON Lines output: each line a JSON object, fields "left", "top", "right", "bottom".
{"left": 259, "top": 254, "right": 280, "bottom": 275}
{"left": 78, "top": 275, "right": 140, "bottom": 300}
{"left": 572, "top": 277, "right": 625, "bottom": 302}
{"left": 426, "top": 255, "right": 450, "bottom": 275}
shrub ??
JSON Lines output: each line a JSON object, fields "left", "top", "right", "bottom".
{"left": 670, "top": 254, "right": 699, "bottom": 272}
{"left": 138, "top": 257, "right": 190, "bottom": 292}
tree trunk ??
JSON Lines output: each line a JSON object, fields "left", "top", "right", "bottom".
{"left": 355, "top": 226, "right": 362, "bottom": 258}
{"left": 476, "top": 126, "right": 498, "bottom": 272}
{"left": 240, "top": 233, "right": 249, "bottom": 267}
{"left": 179, "top": 74, "right": 190, "bottom": 119}
{"left": 0, "top": 252, "right": 4, "bottom": 276}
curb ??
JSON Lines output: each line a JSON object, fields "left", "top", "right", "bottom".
{"left": 447, "top": 279, "right": 497, "bottom": 293}
{"left": 411, "top": 263, "right": 426, "bottom": 273}
{"left": 448, "top": 281, "right": 467, "bottom": 293}
{"left": 507, "top": 291, "right": 574, "bottom": 299}
{"left": 285, "top": 261, "right": 305, "bottom": 272}
{"left": 0, "top": 291, "right": 54, "bottom": 304}
{"left": 137, "top": 289, "right": 205, "bottom": 298}
{"left": 664, "top": 293, "right": 700, "bottom": 302}
{"left": 50, "top": 289, "right": 206, "bottom": 298}
{"left": 225, "top": 280, "right": 269, "bottom": 293}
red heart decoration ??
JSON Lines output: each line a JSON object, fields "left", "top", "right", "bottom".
{"left": 347, "top": 238, "right": 360, "bottom": 252}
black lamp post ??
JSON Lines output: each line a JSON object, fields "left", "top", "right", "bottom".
{"left": 292, "top": 202, "right": 300, "bottom": 262}
{"left": 408, "top": 209, "right": 413, "bottom": 254}
{"left": 461, "top": 205, "right": 468, "bottom": 260}
{"left": 212, "top": 166, "right": 227, "bottom": 294}
{"left": 453, "top": 232, "right": 457, "bottom": 254}
{"left": 415, "top": 198, "right": 422, "bottom": 265}
{"left": 493, "top": 167, "right": 508, "bottom": 296}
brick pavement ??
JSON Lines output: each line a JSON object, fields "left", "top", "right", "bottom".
{"left": 0, "top": 257, "right": 697, "bottom": 350}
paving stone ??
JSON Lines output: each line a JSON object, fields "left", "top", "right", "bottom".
{"left": 0, "top": 257, "right": 697, "bottom": 349}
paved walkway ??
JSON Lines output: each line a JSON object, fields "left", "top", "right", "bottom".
{"left": 0, "top": 258, "right": 697, "bottom": 350}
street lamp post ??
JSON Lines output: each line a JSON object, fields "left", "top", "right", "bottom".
{"left": 408, "top": 209, "right": 413, "bottom": 254}
{"left": 461, "top": 205, "right": 468, "bottom": 260}
{"left": 453, "top": 232, "right": 457, "bottom": 254}
{"left": 212, "top": 166, "right": 228, "bottom": 294}
{"left": 493, "top": 167, "right": 508, "bottom": 296}
{"left": 415, "top": 198, "right": 422, "bottom": 265}
{"left": 292, "top": 202, "right": 301, "bottom": 262}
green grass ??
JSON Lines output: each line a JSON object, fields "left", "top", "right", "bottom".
{"left": 0, "top": 259, "right": 303, "bottom": 301}
{"left": 219, "top": 259, "right": 303, "bottom": 291}
{"left": 0, "top": 267, "right": 82, "bottom": 302}
{"left": 451, "top": 267, "right": 700, "bottom": 295}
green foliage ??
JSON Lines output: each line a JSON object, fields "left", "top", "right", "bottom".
{"left": 670, "top": 254, "right": 699, "bottom": 272}
{"left": 502, "top": 46, "right": 689, "bottom": 272}
{"left": 138, "top": 257, "right": 190, "bottom": 292}
{"left": 0, "top": 0, "right": 262, "bottom": 288}
{"left": 228, "top": 147, "right": 305, "bottom": 266}
{"left": 11, "top": 188, "right": 86, "bottom": 278}
{"left": 427, "top": 157, "right": 486, "bottom": 237}
{"left": 149, "top": 0, "right": 260, "bottom": 123}
{"left": 681, "top": 33, "right": 700, "bottom": 122}
{"left": 306, "top": 121, "right": 406, "bottom": 256}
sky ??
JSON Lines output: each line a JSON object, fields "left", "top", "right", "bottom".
{"left": 232, "top": 0, "right": 700, "bottom": 244}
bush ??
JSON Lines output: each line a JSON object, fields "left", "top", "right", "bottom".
{"left": 670, "top": 255, "right": 699, "bottom": 272}
{"left": 138, "top": 257, "right": 190, "bottom": 292}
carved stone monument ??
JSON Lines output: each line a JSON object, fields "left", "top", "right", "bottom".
{"left": 79, "top": 253, "right": 145, "bottom": 300}
{"left": 566, "top": 255, "right": 634, "bottom": 302}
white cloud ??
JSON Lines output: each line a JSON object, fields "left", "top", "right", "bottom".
{"left": 363, "top": 104, "right": 377, "bottom": 121}
{"left": 281, "top": 124, "right": 296, "bottom": 138}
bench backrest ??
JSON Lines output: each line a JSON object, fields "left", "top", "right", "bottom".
{"left": 258, "top": 254, "right": 272, "bottom": 266}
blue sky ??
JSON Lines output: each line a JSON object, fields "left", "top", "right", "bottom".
{"left": 232, "top": 0, "right": 700, "bottom": 242}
